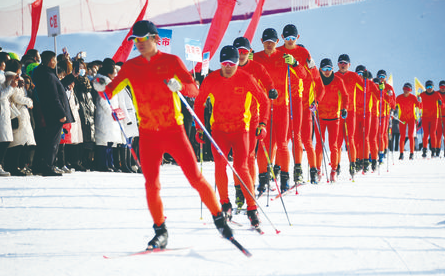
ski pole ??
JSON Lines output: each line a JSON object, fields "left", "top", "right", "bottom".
{"left": 343, "top": 120, "right": 354, "bottom": 182}
{"left": 103, "top": 93, "right": 141, "bottom": 168}
{"left": 200, "top": 143, "right": 203, "bottom": 220}
{"left": 362, "top": 73, "right": 367, "bottom": 170}
{"left": 174, "top": 88, "right": 281, "bottom": 234}
{"left": 260, "top": 140, "right": 291, "bottom": 226}
{"left": 311, "top": 108, "right": 330, "bottom": 183}
{"left": 287, "top": 65, "right": 298, "bottom": 190}
{"left": 378, "top": 86, "right": 383, "bottom": 175}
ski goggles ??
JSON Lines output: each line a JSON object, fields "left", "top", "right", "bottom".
{"left": 338, "top": 61, "right": 349, "bottom": 65}
{"left": 357, "top": 71, "right": 364, "bottom": 76}
{"left": 237, "top": 48, "right": 250, "bottom": 55}
{"left": 403, "top": 87, "right": 412, "bottom": 92}
{"left": 284, "top": 36, "right": 297, "bottom": 41}
{"left": 426, "top": 85, "right": 433, "bottom": 89}
{"left": 377, "top": 75, "right": 386, "bottom": 79}
{"left": 132, "top": 34, "right": 156, "bottom": 43}
{"left": 321, "top": 67, "right": 333, "bottom": 72}
{"left": 221, "top": 61, "right": 237, "bottom": 67}
{"left": 440, "top": 86, "right": 445, "bottom": 90}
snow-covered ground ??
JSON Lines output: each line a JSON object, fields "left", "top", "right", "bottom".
{"left": 1, "top": 151, "right": 445, "bottom": 276}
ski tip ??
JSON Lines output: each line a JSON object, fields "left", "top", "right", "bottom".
{"left": 276, "top": 229, "right": 281, "bottom": 234}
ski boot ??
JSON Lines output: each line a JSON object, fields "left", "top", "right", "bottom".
{"left": 235, "top": 185, "right": 244, "bottom": 209}
{"left": 399, "top": 152, "right": 404, "bottom": 160}
{"left": 147, "top": 222, "right": 168, "bottom": 250}
{"left": 257, "top": 172, "right": 268, "bottom": 195}
{"left": 436, "top": 148, "right": 441, "bottom": 157}
{"left": 316, "top": 168, "right": 322, "bottom": 182}
{"left": 330, "top": 168, "right": 337, "bottom": 183}
{"left": 432, "top": 148, "right": 439, "bottom": 158}
{"left": 310, "top": 167, "right": 318, "bottom": 184}
{"left": 409, "top": 153, "right": 414, "bottom": 160}
{"left": 247, "top": 208, "right": 260, "bottom": 227}
{"left": 422, "top": 148, "right": 427, "bottom": 158}
{"left": 356, "top": 159, "right": 363, "bottom": 172}
{"left": 213, "top": 212, "right": 233, "bottom": 239}
{"left": 221, "top": 201, "right": 233, "bottom": 222}
{"left": 363, "top": 159, "right": 370, "bottom": 173}
{"left": 336, "top": 164, "right": 341, "bottom": 176}
{"left": 371, "top": 159, "right": 377, "bottom": 172}
{"left": 273, "top": 165, "right": 281, "bottom": 182}
{"left": 378, "top": 152, "right": 384, "bottom": 165}
{"left": 280, "top": 171, "right": 290, "bottom": 193}
{"left": 349, "top": 162, "right": 355, "bottom": 177}
{"left": 293, "top": 163, "right": 303, "bottom": 184}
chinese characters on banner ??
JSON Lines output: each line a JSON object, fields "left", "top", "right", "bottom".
{"left": 184, "top": 38, "right": 202, "bottom": 62}
{"left": 157, "top": 29, "right": 172, "bottom": 53}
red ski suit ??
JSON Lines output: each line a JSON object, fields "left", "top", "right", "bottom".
{"left": 419, "top": 91, "right": 442, "bottom": 149}
{"left": 380, "top": 82, "right": 396, "bottom": 152}
{"left": 315, "top": 75, "right": 349, "bottom": 171}
{"left": 278, "top": 45, "right": 324, "bottom": 169}
{"left": 355, "top": 79, "right": 380, "bottom": 160}
{"left": 396, "top": 93, "right": 420, "bottom": 153}
{"left": 335, "top": 71, "right": 363, "bottom": 164}
{"left": 195, "top": 69, "right": 270, "bottom": 210}
{"left": 104, "top": 52, "right": 221, "bottom": 226}
{"left": 437, "top": 91, "right": 445, "bottom": 149}
{"left": 237, "top": 60, "right": 274, "bottom": 184}
{"left": 254, "top": 49, "right": 303, "bottom": 176}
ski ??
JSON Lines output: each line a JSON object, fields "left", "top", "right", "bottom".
{"left": 227, "top": 236, "right": 252, "bottom": 257}
{"left": 271, "top": 183, "right": 302, "bottom": 201}
{"left": 252, "top": 225, "right": 265, "bottom": 235}
{"left": 103, "top": 247, "right": 192, "bottom": 259}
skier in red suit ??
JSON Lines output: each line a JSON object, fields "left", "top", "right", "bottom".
{"left": 93, "top": 21, "right": 233, "bottom": 250}
{"left": 334, "top": 54, "right": 362, "bottom": 178}
{"left": 232, "top": 37, "right": 275, "bottom": 208}
{"left": 195, "top": 45, "right": 270, "bottom": 228}
{"left": 436, "top": 80, "right": 445, "bottom": 157}
{"left": 395, "top": 82, "right": 421, "bottom": 160}
{"left": 277, "top": 24, "right": 323, "bottom": 184}
{"left": 314, "top": 58, "right": 349, "bottom": 183}
{"left": 254, "top": 27, "right": 304, "bottom": 193}
{"left": 418, "top": 80, "right": 443, "bottom": 158}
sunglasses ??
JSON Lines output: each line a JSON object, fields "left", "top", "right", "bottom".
{"left": 426, "top": 85, "right": 433, "bottom": 89}
{"left": 378, "top": 75, "right": 386, "bottom": 79}
{"left": 284, "top": 36, "right": 297, "bottom": 41}
{"left": 338, "top": 61, "right": 349, "bottom": 65}
{"left": 132, "top": 34, "right": 156, "bottom": 43}
{"left": 221, "top": 61, "right": 237, "bottom": 67}
{"left": 321, "top": 67, "right": 333, "bottom": 72}
{"left": 403, "top": 87, "right": 412, "bottom": 92}
{"left": 238, "top": 48, "right": 250, "bottom": 55}
{"left": 440, "top": 86, "right": 445, "bottom": 90}
{"left": 357, "top": 71, "right": 364, "bottom": 76}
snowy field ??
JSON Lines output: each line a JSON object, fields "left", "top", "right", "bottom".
{"left": 1, "top": 151, "right": 445, "bottom": 276}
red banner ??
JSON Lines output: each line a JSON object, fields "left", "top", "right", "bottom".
{"left": 112, "top": 0, "right": 149, "bottom": 63}
{"left": 25, "top": 0, "right": 43, "bottom": 54}
{"left": 194, "top": 0, "right": 236, "bottom": 73}
{"left": 243, "top": 0, "right": 265, "bottom": 42}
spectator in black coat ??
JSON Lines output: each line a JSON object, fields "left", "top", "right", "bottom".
{"left": 32, "top": 50, "right": 74, "bottom": 176}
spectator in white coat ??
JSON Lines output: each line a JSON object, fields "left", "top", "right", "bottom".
{"left": 0, "top": 59, "right": 19, "bottom": 176}
{"left": 94, "top": 58, "right": 124, "bottom": 172}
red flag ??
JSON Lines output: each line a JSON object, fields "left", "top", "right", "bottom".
{"left": 112, "top": 0, "right": 149, "bottom": 63}
{"left": 243, "top": 0, "right": 265, "bottom": 42}
{"left": 25, "top": 0, "right": 43, "bottom": 54}
{"left": 194, "top": 0, "right": 236, "bottom": 73}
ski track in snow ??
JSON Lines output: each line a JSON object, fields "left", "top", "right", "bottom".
{"left": 1, "top": 151, "right": 445, "bottom": 276}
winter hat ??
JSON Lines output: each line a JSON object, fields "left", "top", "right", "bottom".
{"left": 262, "top": 28, "right": 278, "bottom": 42}
{"left": 403, "top": 82, "right": 413, "bottom": 90}
{"left": 425, "top": 80, "right": 434, "bottom": 88}
{"left": 439, "top": 80, "right": 445, "bottom": 87}
{"left": 377, "top": 69, "right": 387, "bottom": 78}
{"left": 8, "top": 52, "right": 19, "bottom": 60}
{"left": 320, "top": 58, "right": 333, "bottom": 69}
{"left": 233, "top": 37, "right": 251, "bottom": 50}
{"left": 220, "top": 45, "right": 239, "bottom": 64}
{"left": 127, "top": 20, "right": 158, "bottom": 41}
{"left": 365, "top": 71, "right": 373, "bottom": 80}
{"left": 338, "top": 54, "right": 350, "bottom": 64}
{"left": 355, "top": 65, "right": 366, "bottom": 74}
{"left": 282, "top": 24, "right": 298, "bottom": 38}
{"left": 26, "top": 62, "right": 39, "bottom": 76}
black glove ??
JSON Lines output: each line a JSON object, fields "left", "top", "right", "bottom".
{"left": 439, "top": 99, "right": 443, "bottom": 106}
{"left": 341, "top": 109, "right": 348, "bottom": 119}
{"left": 268, "top": 89, "right": 278, "bottom": 100}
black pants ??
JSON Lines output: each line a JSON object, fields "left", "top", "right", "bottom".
{"left": 0, "top": 141, "right": 11, "bottom": 167}
{"left": 42, "top": 123, "right": 63, "bottom": 170}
